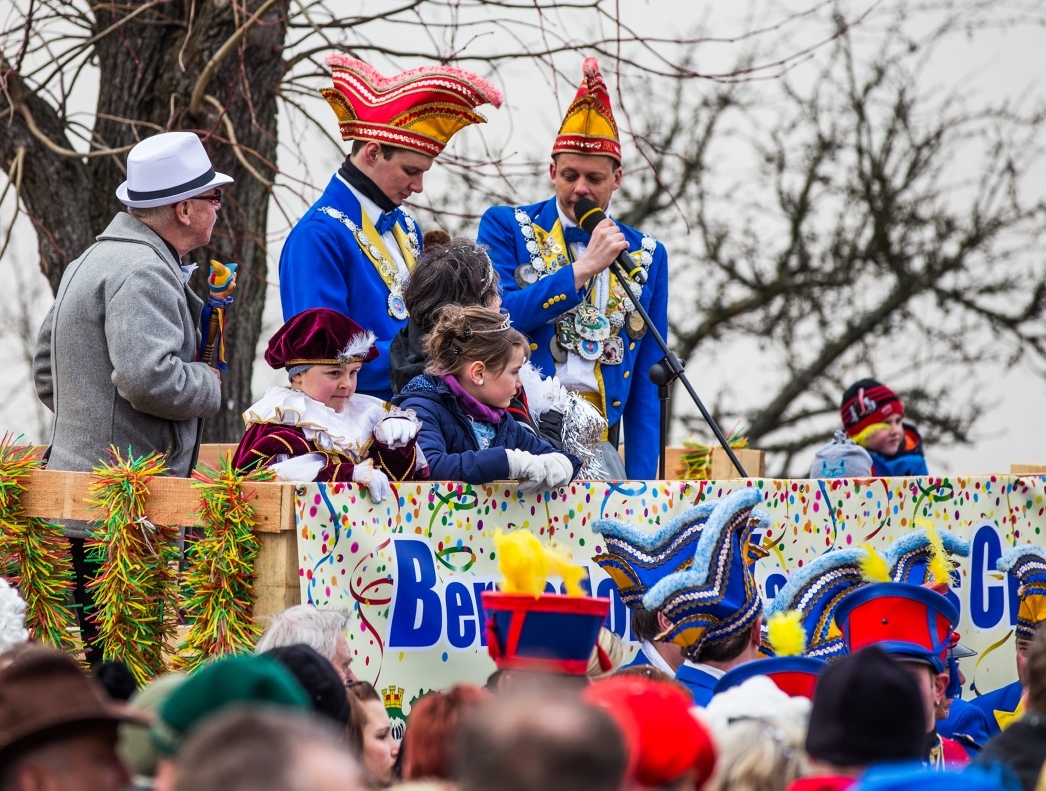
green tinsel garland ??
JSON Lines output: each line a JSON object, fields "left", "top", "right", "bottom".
{"left": 678, "top": 427, "right": 749, "bottom": 480}
{"left": 174, "top": 455, "right": 272, "bottom": 671}
{"left": 86, "top": 448, "right": 179, "bottom": 683}
{"left": 0, "top": 435, "right": 78, "bottom": 651}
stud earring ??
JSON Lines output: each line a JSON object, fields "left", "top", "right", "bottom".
{"left": 478, "top": 379, "right": 484, "bottom": 385}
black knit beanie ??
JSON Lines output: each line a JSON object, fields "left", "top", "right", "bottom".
{"left": 805, "top": 645, "right": 925, "bottom": 767}
{"left": 262, "top": 644, "right": 351, "bottom": 726}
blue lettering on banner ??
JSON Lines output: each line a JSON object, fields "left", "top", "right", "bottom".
{"left": 445, "top": 581, "right": 477, "bottom": 650}
{"left": 388, "top": 539, "right": 443, "bottom": 648}
{"left": 764, "top": 573, "right": 787, "bottom": 600}
{"left": 386, "top": 538, "right": 636, "bottom": 653}
{"left": 970, "top": 523, "right": 1004, "bottom": 630}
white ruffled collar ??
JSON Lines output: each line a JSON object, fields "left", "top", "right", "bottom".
{"left": 243, "top": 386, "right": 389, "bottom": 461}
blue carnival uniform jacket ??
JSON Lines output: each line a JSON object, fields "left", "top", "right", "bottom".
{"left": 966, "top": 680, "right": 1024, "bottom": 742}
{"left": 939, "top": 697, "right": 993, "bottom": 751}
{"left": 674, "top": 663, "right": 720, "bottom": 707}
{"left": 393, "top": 374, "right": 581, "bottom": 484}
{"left": 477, "top": 198, "right": 668, "bottom": 480}
{"left": 279, "top": 175, "right": 419, "bottom": 401}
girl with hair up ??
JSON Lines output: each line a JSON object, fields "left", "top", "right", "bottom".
{"left": 394, "top": 304, "right": 581, "bottom": 489}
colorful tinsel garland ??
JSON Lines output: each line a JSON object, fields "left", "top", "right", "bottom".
{"left": 0, "top": 435, "right": 78, "bottom": 651}
{"left": 677, "top": 427, "right": 749, "bottom": 480}
{"left": 174, "top": 455, "right": 272, "bottom": 671}
{"left": 86, "top": 448, "right": 180, "bottom": 683}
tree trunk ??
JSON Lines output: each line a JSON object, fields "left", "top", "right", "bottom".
{"left": 1, "top": 0, "right": 288, "bottom": 443}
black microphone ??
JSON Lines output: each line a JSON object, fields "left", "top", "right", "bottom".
{"left": 572, "top": 197, "right": 648, "bottom": 285}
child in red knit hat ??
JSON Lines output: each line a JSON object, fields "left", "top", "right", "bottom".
{"left": 838, "top": 379, "right": 927, "bottom": 476}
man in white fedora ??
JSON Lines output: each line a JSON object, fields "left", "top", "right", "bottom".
{"left": 32, "top": 131, "right": 229, "bottom": 664}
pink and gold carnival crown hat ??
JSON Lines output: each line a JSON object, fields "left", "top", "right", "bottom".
{"left": 321, "top": 56, "right": 503, "bottom": 157}
{"left": 552, "top": 57, "right": 621, "bottom": 162}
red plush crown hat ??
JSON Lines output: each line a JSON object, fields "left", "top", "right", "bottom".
{"left": 552, "top": 58, "right": 621, "bottom": 163}
{"left": 265, "top": 308, "right": 378, "bottom": 369}
{"left": 321, "top": 56, "right": 503, "bottom": 158}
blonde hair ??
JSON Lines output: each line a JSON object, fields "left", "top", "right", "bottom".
{"left": 424, "top": 304, "right": 528, "bottom": 376}
{"left": 705, "top": 718, "right": 808, "bottom": 791}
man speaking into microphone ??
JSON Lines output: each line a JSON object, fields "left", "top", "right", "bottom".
{"left": 477, "top": 57, "right": 668, "bottom": 479}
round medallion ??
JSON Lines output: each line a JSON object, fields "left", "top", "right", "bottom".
{"left": 388, "top": 292, "right": 409, "bottom": 320}
{"left": 514, "top": 263, "right": 540, "bottom": 289}
{"left": 574, "top": 303, "right": 612, "bottom": 341}
{"left": 550, "top": 335, "right": 568, "bottom": 364}
{"left": 601, "top": 335, "right": 625, "bottom": 365}
{"left": 577, "top": 338, "right": 604, "bottom": 361}
{"left": 625, "top": 312, "right": 647, "bottom": 340}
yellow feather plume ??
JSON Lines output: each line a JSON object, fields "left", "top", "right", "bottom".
{"left": 545, "top": 541, "right": 586, "bottom": 597}
{"left": 917, "top": 518, "right": 953, "bottom": 587}
{"left": 860, "top": 543, "right": 892, "bottom": 583}
{"left": 767, "top": 610, "right": 807, "bottom": 657}
{"left": 492, "top": 530, "right": 587, "bottom": 598}
{"left": 492, "top": 530, "right": 548, "bottom": 597}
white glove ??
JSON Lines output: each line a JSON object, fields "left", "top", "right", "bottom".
{"left": 374, "top": 416, "right": 418, "bottom": 448}
{"left": 270, "top": 453, "right": 325, "bottom": 482}
{"left": 505, "top": 448, "right": 546, "bottom": 492}
{"left": 541, "top": 453, "right": 574, "bottom": 491}
{"left": 352, "top": 459, "right": 391, "bottom": 503}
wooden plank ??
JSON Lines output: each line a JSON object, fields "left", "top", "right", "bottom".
{"left": 1012, "top": 464, "right": 1046, "bottom": 475}
{"left": 664, "top": 447, "right": 687, "bottom": 479}
{"left": 19, "top": 469, "right": 295, "bottom": 532}
{"left": 711, "top": 447, "right": 766, "bottom": 480}
{"left": 255, "top": 528, "right": 303, "bottom": 617}
{"left": 196, "top": 443, "right": 239, "bottom": 469}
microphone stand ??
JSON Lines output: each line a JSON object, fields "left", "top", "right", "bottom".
{"left": 607, "top": 258, "right": 748, "bottom": 478}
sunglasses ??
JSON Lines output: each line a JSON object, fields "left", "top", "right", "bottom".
{"left": 187, "top": 188, "right": 223, "bottom": 205}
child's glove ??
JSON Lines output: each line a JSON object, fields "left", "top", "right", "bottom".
{"left": 352, "top": 459, "right": 391, "bottom": 503}
{"left": 270, "top": 452, "right": 325, "bottom": 482}
{"left": 540, "top": 453, "right": 574, "bottom": 491}
{"left": 505, "top": 448, "right": 547, "bottom": 492}
{"left": 374, "top": 415, "right": 419, "bottom": 448}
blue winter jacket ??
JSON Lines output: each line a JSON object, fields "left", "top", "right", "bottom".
{"left": 393, "top": 374, "right": 581, "bottom": 484}
{"left": 869, "top": 424, "right": 929, "bottom": 476}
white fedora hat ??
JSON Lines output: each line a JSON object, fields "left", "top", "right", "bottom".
{"left": 116, "top": 132, "right": 233, "bottom": 209}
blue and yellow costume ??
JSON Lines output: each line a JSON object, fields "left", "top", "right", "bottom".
{"left": 279, "top": 55, "right": 501, "bottom": 400}
{"left": 477, "top": 58, "right": 667, "bottom": 480}
{"left": 478, "top": 199, "right": 667, "bottom": 480}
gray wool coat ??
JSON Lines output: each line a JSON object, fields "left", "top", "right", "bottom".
{"left": 33, "top": 213, "right": 221, "bottom": 504}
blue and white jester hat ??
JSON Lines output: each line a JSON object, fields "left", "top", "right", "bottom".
{"left": 885, "top": 525, "right": 970, "bottom": 590}
{"left": 641, "top": 487, "right": 766, "bottom": 661}
{"left": 765, "top": 547, "right": 871, "bottom": 661}
{"left": 592, "top": 499, "right": 770, "bottom": 608}
{"left": 998, "top": 543, "right": 1046, "bottom": 642}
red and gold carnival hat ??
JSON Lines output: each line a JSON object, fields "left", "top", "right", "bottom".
{"left": 552, "top": 57, "right": 621, "bottom": 162}
{"left": 321, "top": 56, "right": 503, "bottom": 158}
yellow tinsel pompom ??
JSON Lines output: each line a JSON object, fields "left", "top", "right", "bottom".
{"left": 545, "top": 542, "right": 586, "bottom": 597}
{"left": 492, "top": 530, "right": 586, "bottom": 598}
{"left": 915, "top": 517, "right": 953, "bottom": 587}
{"left": 860, "top": 543, "right": 892, "bottom": 583}
{"left": 767, "top": 610, "right": 807, "bottom": 657}
{"left": 851, "top": 423, "right": 889, "bottom": 448}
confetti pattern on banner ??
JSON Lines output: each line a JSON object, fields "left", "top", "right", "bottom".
{"left": 296, "top": 476, "right": 1044, "bottom": 707}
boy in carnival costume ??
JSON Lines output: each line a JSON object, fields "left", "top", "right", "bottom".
{"left": 233, "top": 308, "right": 427, "bottom": 501}
{"left": 838, "top": 379, "right": 928, "bottom": 476}
{"left": 279, "top": 57, "right": 502, "bottom": 401}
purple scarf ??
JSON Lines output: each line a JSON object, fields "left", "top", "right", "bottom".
{"left": 443, "top": 375, "right": 505, "bottom": 424}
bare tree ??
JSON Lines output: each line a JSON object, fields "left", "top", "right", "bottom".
{"left": 0, "top": 0, "right": 883, "bottom": 441}
{"left": 612, "top": 10, "right": 1046, "bottom": 475}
